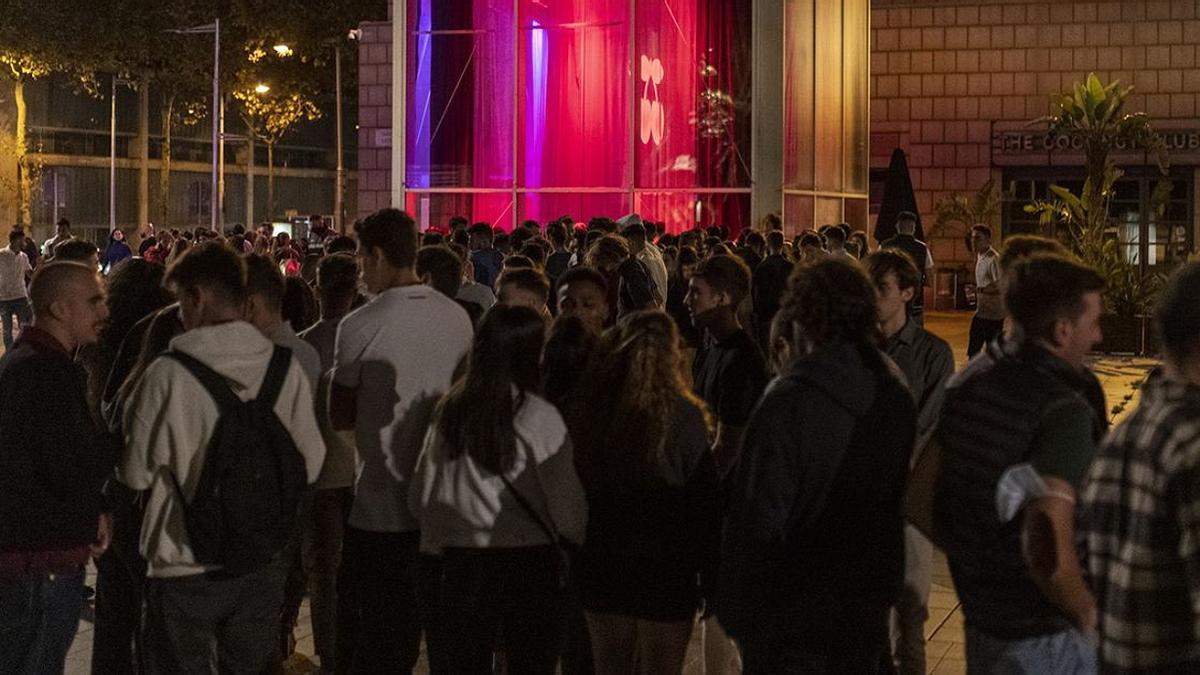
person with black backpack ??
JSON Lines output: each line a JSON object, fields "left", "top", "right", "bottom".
{"left": 119, "top": 242, "right": 326, "bottom": 673}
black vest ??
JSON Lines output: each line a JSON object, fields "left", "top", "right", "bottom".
{"left": 881, "top": 234, "right": 929, "bottom": 308}
{"left": 933, "top": 341, "right": 1106, "bottom": 639}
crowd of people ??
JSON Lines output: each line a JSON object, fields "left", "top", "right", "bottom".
{"left": 2, "top": 204, "right": 1200, "bottom": 675}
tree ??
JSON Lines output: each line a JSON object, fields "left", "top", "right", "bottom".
{"left": 932, "top": 180, "right": 1000, "bottom": 240}
{"left": 1024, "top": 73, "right": 1169, "bottom": 316}
{"left": 234, "top": 84, "right": 320, "bottom": 220}
{"left": 0, "top": 1, "right": 101, "bottom": 227}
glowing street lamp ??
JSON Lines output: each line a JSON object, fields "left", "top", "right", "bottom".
{"left": 272, "top": 44, "right": 293, "bottom": 57}
{"left": 254, "top": 83, "right": 271, "bottom": 94}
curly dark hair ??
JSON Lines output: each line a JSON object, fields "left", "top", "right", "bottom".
{"left": 780, "top": 257, "right": 880, "bottom": 349}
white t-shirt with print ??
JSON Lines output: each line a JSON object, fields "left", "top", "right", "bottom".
{"left": 333, "top": 284, "right": 473, "bottom": 533}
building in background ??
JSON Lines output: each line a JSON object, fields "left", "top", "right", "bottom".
{"left": 869, "top": 0, "right": 1199, "bottom": 284}
{"left": 356, "top": 0, "right": 871, "bottom": 235}
{"left": 2, "top": 73, "right": 356, "bottom": 245}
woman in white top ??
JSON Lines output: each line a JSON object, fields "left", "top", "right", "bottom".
{"left": 410, "top": 304, "right": 587, "bottom": 674}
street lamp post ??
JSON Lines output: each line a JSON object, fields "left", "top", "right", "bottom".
{"left": 167, "top": 19, "right": 221, "bottom": 231}
{"left": 109, "top": 76, "right": 135, "bottom": 232}
{"left": 335, "top": 43, "right": 344, "bottom": 234}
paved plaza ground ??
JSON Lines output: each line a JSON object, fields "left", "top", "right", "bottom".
{"left": 63, "top": 311, "right": 1157, "bottom": 674}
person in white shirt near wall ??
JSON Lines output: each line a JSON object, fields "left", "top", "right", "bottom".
{"left": 968, "top": 224, "right": 1005, "bottom": 358}
{"left": 0, "top": 229, "right": 33, "bottom": 351}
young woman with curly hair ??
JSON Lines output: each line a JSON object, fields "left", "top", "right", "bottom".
{"left": 568, "top": 309, "right": 720, "bottom": 675}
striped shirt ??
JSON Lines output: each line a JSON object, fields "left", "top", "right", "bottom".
{"left": 1082, "top": 372, "right": 1200, "bottom": 673}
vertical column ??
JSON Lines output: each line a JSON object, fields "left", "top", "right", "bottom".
{"left": 391, "top": 0, "right": 406, "bottom": 208}
{"left": 751, "top": 0, "right": 784, "bottom": 229}
{"left": 138, "top": 78, "right": 150, "bottom": 228}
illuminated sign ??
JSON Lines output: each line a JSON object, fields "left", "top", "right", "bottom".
{"left": 639, "top": 55, "right": 665, "bottom": 146}
{"left": 994, "top": 129, "right": 1200, "bottom": 155}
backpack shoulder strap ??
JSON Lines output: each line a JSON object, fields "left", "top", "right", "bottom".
{"left": 163, "top": 351, "right": 241, "bottom": 412}
{"left": 256, "top": 345, "right": 293, "bottom": 408}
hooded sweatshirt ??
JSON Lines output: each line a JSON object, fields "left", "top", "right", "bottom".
{"left": 717, "top": 341, "right": 916, "bottom": 638}
{"left": 120, "top": 321, "right": 326, "bottom": 578}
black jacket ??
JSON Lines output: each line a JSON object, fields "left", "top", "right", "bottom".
{"left": 0, "top": 328, "right": 116, "bottom": 553}
{"left": 717, "top": 342, "right": 915, "bottom": 638}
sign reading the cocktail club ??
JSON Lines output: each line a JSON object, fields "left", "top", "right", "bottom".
{"left": 990, "top": 122, "right": 1200, "bottom": 165}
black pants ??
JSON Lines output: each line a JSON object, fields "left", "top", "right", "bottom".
{"left": 142, "top": 557, "right": 288, "bottom": 674}
{"left": 419, "top": 546, "right": 564, "bottom": 675}
{"left": 740, "top": 603, "right": 890, "bottom": 675}
{"left": 343, "top": 528, "right": 423, "bottom": 674}
{"left": 92, "top": 488, "right": 146, "bottom": 675}
{"left": 968, "top": 316, "right": 1004, "bottom": 357}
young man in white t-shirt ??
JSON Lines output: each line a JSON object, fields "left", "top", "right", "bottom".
{"left": 969, "top": 224, "right": 1004, "bottom": 357}
{"left": 0, "top": 229, "right": 34, "bottom": 350}
{"left": 330, "top": 208, "right": 473, "bottom": 673}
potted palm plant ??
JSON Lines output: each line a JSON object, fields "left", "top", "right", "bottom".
{"left": 1024, "top": 73, "right": 1169, "bottom": 354}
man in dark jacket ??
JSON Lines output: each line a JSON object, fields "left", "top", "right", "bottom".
{"left": 719, "top": 258, "right": 916, "bottom": 673}
{"left": 880, "top": 211, "right": 933, "bottom": 326}
{"left": 934, "top": 254, "right": 1105, "bottom": 673}
{"left": 0, "top": 262, "right": 115, "bottom": 673}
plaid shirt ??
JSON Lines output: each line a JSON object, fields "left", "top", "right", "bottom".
{"left": 1082, "top": 372, "right": 1200, "bottom": 672}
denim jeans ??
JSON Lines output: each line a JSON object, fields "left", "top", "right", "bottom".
{"left": 0, "top": 297, "right": 31, "bottom": 351}
{"left": 965, "top": 625, "right": 1096, "bottom": 675}
{"left": 0, "top": 568, "right": 86, "bottom": 675}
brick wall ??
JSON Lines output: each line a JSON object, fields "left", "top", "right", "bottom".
{"left": 357, "top": 21, "right": 393, "bottom": 219}
{"left": 870, "top": 0, "right": 1200, "bottom": 265}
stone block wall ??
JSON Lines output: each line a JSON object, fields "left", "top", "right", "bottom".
{"left": 356, "top": 21, "right": 393, "bottom": 219}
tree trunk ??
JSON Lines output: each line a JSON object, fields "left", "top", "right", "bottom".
{"left": 267, "top": 141, "right": 274, "bottom": 222}
{"left": 245, "top": 135, "right": 255, "bottom": 226}
{"left": 159, "top": 94, "right": 174, "bottom": 228}
{"left": 14, "top": 78, "right": 30, "bottom": 228}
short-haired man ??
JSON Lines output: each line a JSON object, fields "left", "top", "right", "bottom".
{"left": 294, "top": 252, "right": 360, "bottom": 673}
{"left": 621, "top": 218, "right": 668, "bottom": 306}
{"left": 881, "top": 211, "right": 934, "bottom": 326}
{"left": 556, "top": 266, "right": 610, "bottom": 335}
{"left": 822, "top": 225, "right": 853, "bottom": 259}
{"left": 934, "top": 254, "right": 1106, "bottom": 673}
{"left": 497, "top": 266, "right": 551, "bottom": 316}
{"left": 720, "top": 258, "right": 917, "bottom": 671}
{"left": 0, "top": 229, "right": 33, "bottom": 350}
{"left": 467, "top": 222, "right": 504, "bottom": 288}
{"left": 864, "top": 249, "right": 954, "bottom": 675}
{"left": 330, "top": 209, "right": 473, "bottom": 672}
{"left": 686, "top": 253, "right": 768, "bottom": 675}
{"left": 243, "top": 253, "right": 324, "bottom": 657}
{"left": 1082, "top": 263, "right": 1200, "bottom": 672}
{"left": 244, "top": 254, "right": 322, "bottom": 386}
{"left": 586, "top": 234, "right": 656, "bottom": 324}
{"left": 418, "top": 245, "right": 483, "bottom": 326}
{"left": 120, "top": 242, "right": 326, "bottom": 672}
{"left": 969, "top": 224, "right": 1004, "bottom": 357}
{"left": 53, "top": 239, "right": 99, "bottom": 269}
{"left": 545, "top": 220, "right": 573, "bottom": 285}
{"left": 0, "top": 262, "right": 115, "bottom": 673}
{"left": 42, "top": 218, "right": 72, "bottom": 256}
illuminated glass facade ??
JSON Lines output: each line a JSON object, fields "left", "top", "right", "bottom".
{"left": 374, "top": 0, "right": 869, "bottom": 234}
